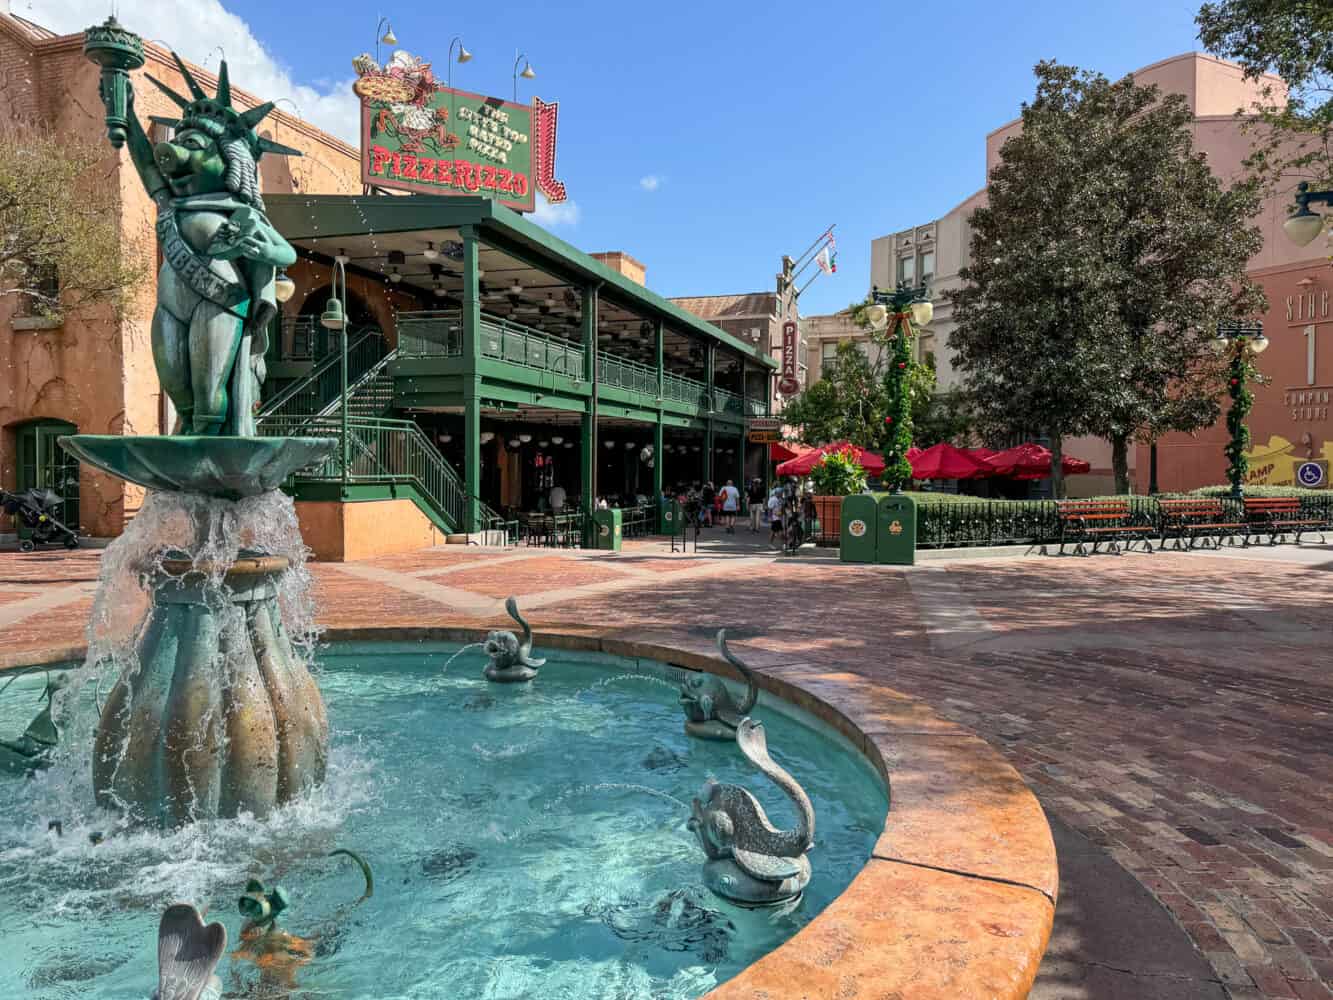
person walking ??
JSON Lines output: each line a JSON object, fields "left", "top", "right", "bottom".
{"left": 767, "top": 486, "right": 784, "bottom": 547}
{"left": 548, "top": 482, "right": 566, "bottom": 513}
{"left": 700, "top": 481, "right": 716, "bottom": 528}
{"left": 747, "top": 478, "right": 765, "bottom": 532}
{"left": 719, "top": 479, "right": 740, "bottom": 534}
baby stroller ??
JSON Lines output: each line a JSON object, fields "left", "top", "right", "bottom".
{"left": 1, "top": 488, "right": 79, "bottom": 552}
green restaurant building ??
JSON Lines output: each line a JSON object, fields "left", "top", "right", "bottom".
{"left": 258, "top": 194, "right": 776, "bottom": 551}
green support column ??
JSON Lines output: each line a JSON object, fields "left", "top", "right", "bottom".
{"left": 653, "top": 318, "right": 664, "bottom": 515}
{"left": 739, "top": 357, "right": 749, "bottom": 489}
{"left": 581, "top": 283, "right": 599, "bottom": 513}
{"left": 705, "top": 342, "right": 715, "bottom": 483}
{"left": 462, "top": 227, "right": 482, "bottom": 533}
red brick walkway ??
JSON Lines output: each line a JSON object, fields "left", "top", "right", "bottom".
{"left": 2, "top": 539, "right": 1330, "bottom": 999}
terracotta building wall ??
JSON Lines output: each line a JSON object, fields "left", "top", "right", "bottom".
{"left": 0, "top": 15, "right": 365, "bottom": 537}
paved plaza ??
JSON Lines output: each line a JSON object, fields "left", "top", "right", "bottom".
{"left": 0, "top": 535, "right": 1329, "bottom": 999}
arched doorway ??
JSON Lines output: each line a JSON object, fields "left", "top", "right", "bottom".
{"left": 297, "top": 285, "right": 378, "bottom": 360}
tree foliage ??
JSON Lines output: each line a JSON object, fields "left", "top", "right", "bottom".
{"left": 1197, "top": 0, "right": 1333, "bottom": 191}
{"left": 0, "top": 121, "right": 144, "bottom": 317}
{"left": 782, "top": 302, "right": 974, "bottom": 459}
{"left": 946, "top": 62, "right": 1264, "bottom": 496}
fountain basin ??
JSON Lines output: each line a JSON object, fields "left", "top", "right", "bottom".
{"left": 0, "top": 631, "right": 1057, "bottom": 999}
{"left": 57, "top": 435, "right": 336, "bottom": 501}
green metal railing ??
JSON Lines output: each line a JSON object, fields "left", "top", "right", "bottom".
{"left": 397, "top": 310, "right": 463, "bottom": 358}
{"left": 597, "top": 351, "right": 658, "bottom": 394}
{"left": 259, "top": 414, "right": 509, "bottom": 538}
{"left": 481, "top": 315, "right": 584, "bottom": 376}
{"left": 713, "top": 387, "right": 743, "bottom": 415}
{"left": 280, "top": 315, "right": 319, "bottom": 360}
{"left": 258, "top": 327, "right": 387, "bottom": 422}
{"left": 745, "top": 396, "right": 767, "bottom": 417}
{"left": 663, "top": 371, "right": 709, "bottom": 408}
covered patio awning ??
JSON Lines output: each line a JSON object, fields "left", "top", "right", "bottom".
{"left": 910, "top": 443, "right": 993, "bottom": 480}
{"left": 988, "top": 443, "right": 1091, "bottom": 479}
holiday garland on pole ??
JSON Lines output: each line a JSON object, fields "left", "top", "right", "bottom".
{"left": 1223, "top": 345, "right": 1253, "bottom": 499}
{"left": 881, "top": 312, "right": 915, "bottom": 492}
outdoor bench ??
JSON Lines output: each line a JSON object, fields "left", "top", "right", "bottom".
{"left": 1055, "top": 500, "right": 1155, "bottom": 556}
{"left": 1158, "top": 498, "right": 1245, "bottom": 550}
{"left": 1242, "top": 497, "right": 1328, "bottom": 546}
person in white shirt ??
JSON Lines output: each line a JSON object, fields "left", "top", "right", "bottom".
{"left": 548, "top": 484, "right": 566, "bottom": 512}
{"left": 719, "top": 479, "right": 740, "bottom": 534}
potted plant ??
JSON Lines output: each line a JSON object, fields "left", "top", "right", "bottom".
{"left": 808, "top": 447, "right": 868, "bottom": 544}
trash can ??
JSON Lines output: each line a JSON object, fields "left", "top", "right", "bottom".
{"left": 840, "top": 494, "right": 878, "bottom": 563}
{"left": 661, "top": 498, "right": 684, "bottom": 536}
{"left": 875, "top": 493, "right": 916, "bottom": 565}
{"left": 593, "top": 507, "right": 623, "bottom": 551}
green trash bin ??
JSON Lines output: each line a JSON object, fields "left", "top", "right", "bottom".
{"left": 840, "top": 494, "right": 879, "bottom": 563}
{"left": 661, "top": 498, "right": 684, "bottom": 536}
{"left": 875, "top": 493, "right": 916, "bottom": 565}
{"left": 593, "top": 507, "right": 623, "bottom": 551}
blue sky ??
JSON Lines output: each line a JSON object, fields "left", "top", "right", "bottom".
{"left": 36, "top": 0, "right": 1210, "bottom": 316}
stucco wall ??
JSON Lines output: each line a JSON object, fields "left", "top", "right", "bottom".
{"left": 296, "top": 498, "right": 448, "bottom": 561}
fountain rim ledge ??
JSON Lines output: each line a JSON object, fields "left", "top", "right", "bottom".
{"left": 3, "top": 627, "right": 1057, "bottom": 999}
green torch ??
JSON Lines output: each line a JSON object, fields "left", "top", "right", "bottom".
{"left": 82, "top": 17, "right": 145, "bottom": 149}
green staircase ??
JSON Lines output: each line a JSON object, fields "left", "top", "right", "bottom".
{"left": 257, "top": 341, "right": 508, "bottom": 540}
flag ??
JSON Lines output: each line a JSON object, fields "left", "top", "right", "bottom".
{"left": 815, "top": 245, "right": 836, "bottom": 275}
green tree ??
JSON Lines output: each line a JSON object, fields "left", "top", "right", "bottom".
{"left": 1197, "top": 0, "right": 1333, "bottom": 193}
{"left": 0, "top": 121, "right": 144, "bottom": 318}
{"left": 946, "top": 62, "right": 1263, "bottom": 497}
{"left": 781, "top": 340, "right": 886, "bottom": 448}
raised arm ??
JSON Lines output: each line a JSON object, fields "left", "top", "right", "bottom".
{"left": 123, "top": 87, "right": 169, "bottom": 201}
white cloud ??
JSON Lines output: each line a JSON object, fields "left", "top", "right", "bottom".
{"left": 639, "top": 175, "right": 661, "bottom": 192}
{"left": 530, "top": 195, "right": 581, "bottom": 227}
{"left": 25, "top": 0, "right": 361, "bottom": 143}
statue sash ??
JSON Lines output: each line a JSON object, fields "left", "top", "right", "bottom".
{"left": 155, "top": 204, "right": 249, "bottom": 310}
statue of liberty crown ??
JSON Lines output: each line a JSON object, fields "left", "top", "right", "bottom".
{"left": 146, "top": 52, "right": 302, "bottom": 161}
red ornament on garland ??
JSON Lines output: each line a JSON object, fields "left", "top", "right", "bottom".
{"left": 1230, "top": 378, "right": 1239, "bottom": 386}
{"left": 897, "top": 362, "right": 906, "bottom": 369}
{"left": 884, "top": 416, "right": 893, "bottom": 424}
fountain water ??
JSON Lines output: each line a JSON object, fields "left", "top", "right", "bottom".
{"left": 58, "top": 20, "right": 336, "bottom": 827}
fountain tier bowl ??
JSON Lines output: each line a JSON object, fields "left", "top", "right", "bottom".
{"left": 0, "top": 643, "right": 888, "bottom": 999}
{"left": 58, "top": 434, "right": 336, "bottom": 500}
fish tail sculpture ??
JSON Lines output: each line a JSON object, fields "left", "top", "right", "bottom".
{"left": 689, "top": 718, "right": 815, "bottom": 906}
{"left": 483, "top": 596, "right": 546, "bottom": 683}
{"left": 678, "top": 630, "right": 759, "bottom": 740}
{"left": 152, "top": 904, "right": 226, "bottom": 1000}
{"left": 0, "top": 672, "right": 66, "bottom": 774}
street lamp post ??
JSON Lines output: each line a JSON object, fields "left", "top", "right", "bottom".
{"left": 321, "top": 255, "right": 350, "bottom": 482}
{"left": 446, "top": 36, "right": 472, "bottom": 90}
{"left": 1282, "top": 182, "right": 1333, "bottom": 248}
{"left": 374, "top": 16, "right": 397, "bottom": 65}
{"left": 867, "top": 282, "right": 933, "bottom": 493}
{"left": 1211, "top": 321, "right": 1269, "bottom": 500}
{"left": 512, "top": 52, "right": 536, "bottom": 102}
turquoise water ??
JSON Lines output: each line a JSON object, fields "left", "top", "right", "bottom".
{"left": 0, "top": 643, "right": 887, "bottom": 999}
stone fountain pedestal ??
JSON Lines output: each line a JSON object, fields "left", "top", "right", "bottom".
{"left": 61, "top": 434, "right": 334, "bottom": 827}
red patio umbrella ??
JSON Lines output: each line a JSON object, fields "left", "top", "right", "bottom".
{"left": 988, "top": 442, "right": 1090, "bottom": 478}
{"left": 776, "top": 441, "right": 886, "bottom": 477}
{"left": 769, "top": 441, "right": 807, "bottom": 463}
{"left": 910, "top": 442, "right": 994, "bottom": 480}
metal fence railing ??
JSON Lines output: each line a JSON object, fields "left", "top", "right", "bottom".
{"left": 663, "top": 371, "right": 710, "bottom": 408}
{"left": 397, "top": 310, "right": 463, "bottom": 359}
{"left": 481, "top": 316, "right": 584, "bottom": 376}
{"left": 598, "top": 351, "right": 658, "bottom": 395}
{"left": 914, "top": 493, "right": 1333, "bottom": 549}
{"left": 712, "top": 387, "right": 744, "bottom": 415}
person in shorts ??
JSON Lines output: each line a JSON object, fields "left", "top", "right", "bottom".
{"left": 700, "top": 481, "right": 716, "bottom": 527}
{"left": 719, "top": 479, "right": 740, "bottom": 534}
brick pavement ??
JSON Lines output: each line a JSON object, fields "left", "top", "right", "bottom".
{"left": 0, "top": 538, "right": 1330, "bottom": 998}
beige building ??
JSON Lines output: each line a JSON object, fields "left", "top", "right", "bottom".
{"left": 815, "top": 52, "right": 1322, "bottom": 496}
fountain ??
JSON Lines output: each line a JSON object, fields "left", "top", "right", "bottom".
{"left": 61, "top": 19, "right": 335, "bottom": 826}
{"left": 679, "top": 630, "right": 759, "bottom": 740}
{"left": 483, "top": 597, "right": 547, "bottom": 682}
{"left": 688, "top": 718, "right": 816, "bottom": 906}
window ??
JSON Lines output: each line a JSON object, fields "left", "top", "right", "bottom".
{"left": 20, "top": 263, "right": 59, "bottom": 317}
{"left": 821, "top": 341, "right": 838, "bottom": 362}
{"left": 897, "top": 256, "right": 915, "bottom": 285}
{"left": 920, "top": 251, "right": 935, "bottom": 286}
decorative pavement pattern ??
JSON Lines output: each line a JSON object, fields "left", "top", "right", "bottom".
{"left": 0, "top": 536, "right": 1329, "bottom": 1000}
